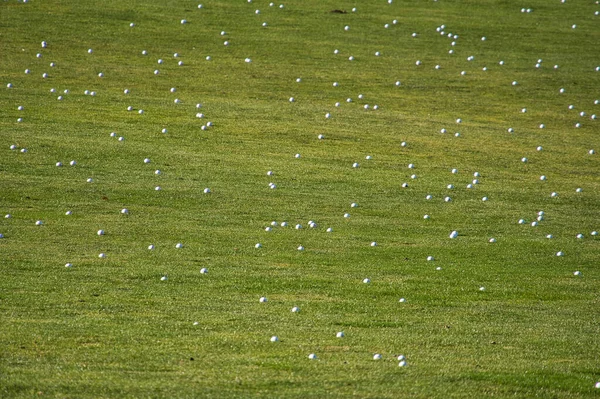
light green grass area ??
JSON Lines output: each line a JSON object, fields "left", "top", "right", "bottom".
{"left": 1, "top": 0, "right": 599, "bottom": 397}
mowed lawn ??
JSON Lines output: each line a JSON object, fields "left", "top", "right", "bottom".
{"left": 1, "top": 0, "right": 599, "bottom": 397}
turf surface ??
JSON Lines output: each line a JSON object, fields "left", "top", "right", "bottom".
{"left": 1, "top": 0, "right": 600, "bottom": 397}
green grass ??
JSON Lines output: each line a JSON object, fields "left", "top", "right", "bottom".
{"left": 1, "top": 0, "right": 600, "bottom": 397}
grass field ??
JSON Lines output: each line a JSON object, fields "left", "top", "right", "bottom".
{"left": 1, "top": 0, "right": 600, "bottom": 397}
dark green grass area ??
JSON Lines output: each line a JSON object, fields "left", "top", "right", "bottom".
{"left": 1, "top": 0, "right": 600, "bottom": 398}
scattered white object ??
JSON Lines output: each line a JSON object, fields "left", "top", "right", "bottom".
{"left": 373, "top": 354, "right": 382, "bottom": 360}
{"left": 97, "top": 229, "right": 105, "bottom": 236}
{"left": 291, "top": 306, "right": 300, "bottom": 313}
{"left": 308, "top": 353, "right": 317, "bottom": 360}
{"left": 98, "top": 253, "right": 106, "bottom": 258}
{"left": 556, "top": 251, "right": 564, "bottom": 257}
{"left": 270, "top": 336, "right": 279, "bottom": 342}
{"left": 449, "top": 230, "right": 458, "bottom": 239}
{"left": 259, "top": 296, "right": 268, "bottom": 303}
{"left": 255, "top": 243, "right": 262, "bottom": 248}
{"left": 161, "top": 275, "right": 168, "bottom": 281}
{"left": 363, "top": 278, "right": 370, "bottom": 284}
{"left": 175, "top": 243, "right": 183, "bottom": 249}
